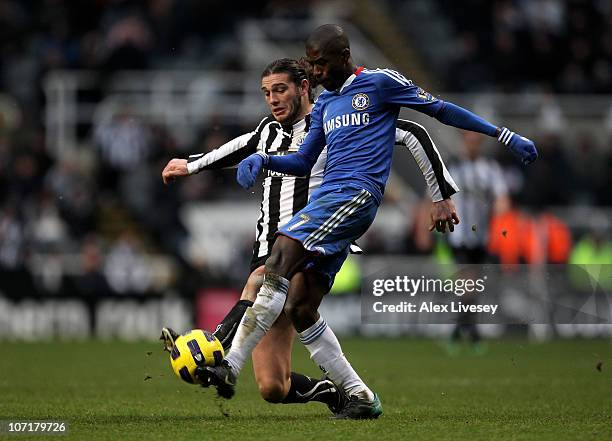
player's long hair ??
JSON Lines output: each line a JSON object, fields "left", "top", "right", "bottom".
{"left": 261, "top": 58, "right": 315, "bottom": 103}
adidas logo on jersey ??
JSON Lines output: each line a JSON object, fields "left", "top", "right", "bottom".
{"left": 323, "top": 112, "right": 370, "bottom": 135}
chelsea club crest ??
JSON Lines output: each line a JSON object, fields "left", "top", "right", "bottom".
{"left": 351, "top": 93, "right": 370, "bottom": 110}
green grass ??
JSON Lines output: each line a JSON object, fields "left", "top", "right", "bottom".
{"left": 1, "top": 338, "right": 611, "bottom": 440}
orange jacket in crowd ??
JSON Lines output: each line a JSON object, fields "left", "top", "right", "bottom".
{"left": 488, "top": 210, "right": 572, "bottom": 265}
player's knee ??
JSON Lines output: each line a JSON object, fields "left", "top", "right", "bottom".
{"left": 257, "top": 377, "right": 289, "bottom": 403}
{"left": 264, "top": 250, "right": 283, "bottom": 275}
{"left": 265, "top": 236, "right": 305, "bottom": 277}
{"left": 265, "top": 243, "right": 293, "bottom": 275}
{"left": 242, "top": 266, "right": 265, "bottom": 302}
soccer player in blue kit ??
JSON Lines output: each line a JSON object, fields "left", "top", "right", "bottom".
{"left": 200, "top": 24, "right": 538, "bottom": 419}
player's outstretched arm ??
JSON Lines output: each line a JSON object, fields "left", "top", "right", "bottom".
{"left": 186, "top": 132, "right": 255, "bottom": 172}
{"left": 236, "top": 150, "right": 317, "bottom": 189}
{"left": 375, "top": 70, "right": 538, "bottom": 165}
{"left": 162, "top": 133, "right": 252, "bottom": 185}
{"left": 162, "top": 117, "right": 273, "bottom": 185}
{"left": 236, "top": 105, "right": 327, "bottom": 190}
{"left": 432, "top": 102, "right": 538, "bottom": 165}
{"left": 162, "top": 133, "right": 255, "bottom": 185}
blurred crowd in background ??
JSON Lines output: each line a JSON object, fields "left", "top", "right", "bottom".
{"left": 440, "top": 0, "right": 612, "bottom": 93}
{"left": 0, "top": 0, "right": 611, "bottom": 300}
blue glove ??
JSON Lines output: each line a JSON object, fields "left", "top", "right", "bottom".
{"left": 498, "top": 127, "right": 538, "bottom": 165}
{"left": 237, "top": 152, "right": 268, "bottom": 189}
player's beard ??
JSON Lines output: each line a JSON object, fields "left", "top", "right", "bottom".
{"left": 284, "top": 93, "right": 302, "bottom": 125}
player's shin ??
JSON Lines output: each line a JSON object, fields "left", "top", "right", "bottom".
{"left": 299, "top": 316, "right": 374, "bottom": 401}
{"left": 213, "top": 299, "right": 254, "bottom": 350}
{"left": 223, "top": 273, "right": 289, "bottom": 375}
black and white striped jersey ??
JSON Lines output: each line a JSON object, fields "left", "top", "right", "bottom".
{"left": 395, "top": 119, "right": 459, "bottom": 202}
{"left": 188, "top": 114, "right": 327, "bottom": 258}
{"left": 187, "top": 115, "right": 458, "bottom": 259}
{"left": 447, "top": 157, "right": 507, "bottom": 249}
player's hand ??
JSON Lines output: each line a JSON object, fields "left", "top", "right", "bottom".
{"left": 162, "top": 158, "right": 189, "bottom": 185}
{"left": 237, "top": 153, "right": 267, "bottom": 189}
{"left": 429, "top": 198, "right": 460, "bottom": 233}
{"left": 498, "top": 128, "right": 538, "bottom": 165}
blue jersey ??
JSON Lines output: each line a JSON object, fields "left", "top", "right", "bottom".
{"left": 297, "top": 67, "right": 444, "bottom": 203}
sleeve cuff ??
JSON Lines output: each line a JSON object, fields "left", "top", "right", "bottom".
{"left": 186, "top": 161, "right": 199, "bottom": 175}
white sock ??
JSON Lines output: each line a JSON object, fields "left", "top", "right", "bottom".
{"left": 224, "top": 273, "right": 289, "bottom": 375}
{"left": 299, "top": 316, "right": 374, "bottom": 401}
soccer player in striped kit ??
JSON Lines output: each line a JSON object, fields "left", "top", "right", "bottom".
{"left": 447, "top": 131, "right": 509, "bottom": 350}
{"left": 205, "top": 24, "right": 537, "bottom": 418}
{"left": 163, "top": 58, "right": 459, "bottom": 417}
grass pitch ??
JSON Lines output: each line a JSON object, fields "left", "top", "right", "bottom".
{"left": 1, "top": 338, "right": 610, "bottom": 441}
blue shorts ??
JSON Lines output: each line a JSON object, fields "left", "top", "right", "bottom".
{"left": 279, "top": 182, "right": 378, "bottom": 256}
{"left": 252, "top": 245, "right": 349, "bottom": 292}
{"left": 303, "top": 247, "right": 349, "bottom": 290}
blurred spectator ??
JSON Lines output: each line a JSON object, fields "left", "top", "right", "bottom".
{"left": 27, "top": 191, "right": 68, "bottom": 253}
{"left": 488, "top": 202, "right": 571, "bottom": 265}
{"left": 523, "top": 0, "right": 564, "bottom": 34}
{"left": 0, "top": 204, "right": 25, "bottom": 269}
{"left": 44, "top": 159, "right": 96, "bottom": 238}
{"left": 569, "top": 228, "right": 612, "bottom": 265}
{"left": 94, "top": 107, "right": 153, "bottom": 191}
{"left": 527, "top": 210, "right": 572, "bottom": 264}
{"left": 102, "top": 14, "right": 153, "bottom": 71}
{"left": 448, "top": 131, "right": 510, "bottom": 259}
{"left": 71, "top": 234, "right": 111, "bottom": 297}
{"left": 7, "top": 152, "right": 44, "bottom": 201}
{"left": 569, "top": 227, "right": 612, "bottom": 292}
{"left": 488, "top": 201, "right": 532, "bottom": 265}
{"left": 537, "top": 95, "right": 565, "bottom": 134}
{"left": 103, "top": 232, "right": 152, "bottom": 294}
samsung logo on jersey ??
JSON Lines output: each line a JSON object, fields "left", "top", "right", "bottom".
{"left": 323, "top": 112, "right": 370, "bottom": 135}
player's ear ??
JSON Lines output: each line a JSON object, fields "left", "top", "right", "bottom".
{"left": 341, "top": 48, "right": 351, "bottom": 64}
{"left": 300, "top": 78, "right": 309, "bottom": 96}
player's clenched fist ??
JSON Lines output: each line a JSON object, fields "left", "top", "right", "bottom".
{"left": 498, "top": 128, "right": 538, "bottom": 165}
{"left": 237, "top": 152, "right": 268, "bottom": 189}
{"left": 162, "top": 158, "right": 189, "bottom": 185}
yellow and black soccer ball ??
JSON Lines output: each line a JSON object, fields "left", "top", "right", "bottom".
{"left": 169, "top": 329, "right": 224, "bottom": 384}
